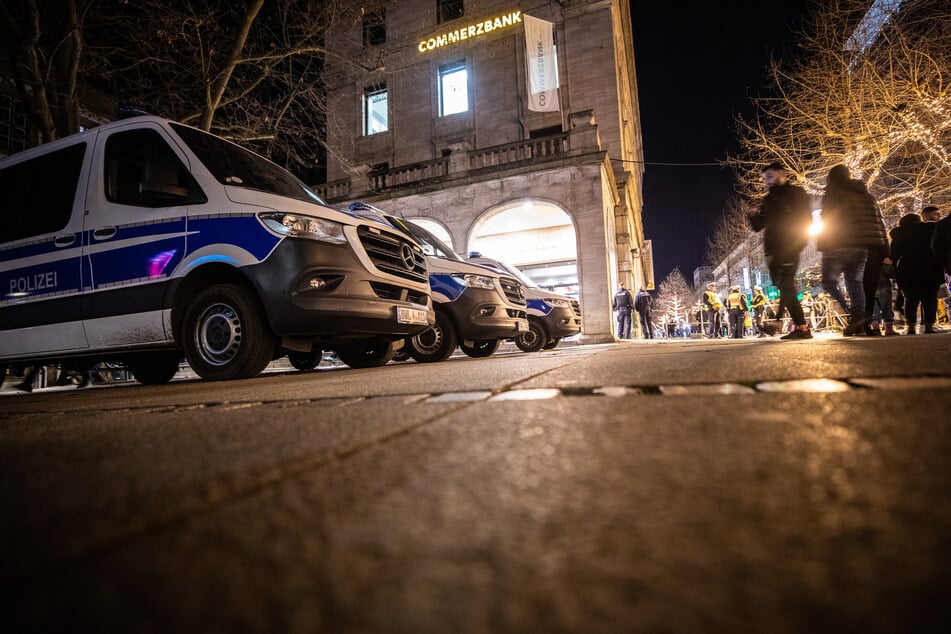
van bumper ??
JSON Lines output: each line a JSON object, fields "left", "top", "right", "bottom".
{"left": 540, "top": 306, "right": 582, "bottom": 339}
{"left": 445, "top": 287, "right": 528, "bottom": 341}
{"left": 244, "top": 238, "right": 434, "bottom": 341}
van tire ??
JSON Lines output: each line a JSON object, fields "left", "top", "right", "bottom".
{"left": 128, "top": 351, "right": 181, "bottom": 385}
{"left": 543, "top": 338, "right": 560, "bottom": 350}
{"left": 514, "top": 319, "right": 547, "bottom": 352}
{"left": 460, "top": 338, "right": 500, "bottom": 358}
{"left": 182, "top": 284, "right": 277, "bottom": 380}
{"left": 288, "top": 350, "right": 322, "bottom": 371}
{"left": 336, "top": 337, "right": 395, "bottom": 368}
{"left": 407, "top": 311, "right": 457, "bottom": 363}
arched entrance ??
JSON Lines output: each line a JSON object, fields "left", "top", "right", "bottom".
{"left": 467, "top": 200, "right": 578, "bottom": 298}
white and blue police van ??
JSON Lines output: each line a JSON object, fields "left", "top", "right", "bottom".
{"left": 0, "top": 116, "right": 434, "bottom": 383}
{"left": 347, "top": 204, "right": 528, "bottom": 362}
{"left": 467, "top": 253, "right": 582, "bottom": 351}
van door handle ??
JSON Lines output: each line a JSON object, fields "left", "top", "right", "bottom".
{"left": 54, "top": 234, "right": 77, "bottom": 247}
{"left": 93, "top": 226, "right": 117, "bottom": 240}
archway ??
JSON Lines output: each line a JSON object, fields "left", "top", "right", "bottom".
{"left": 404, "top": 217, "right": 454, "bottom": 251}
{"left": 467, "top": 200, "right": 578, "bottom": 298}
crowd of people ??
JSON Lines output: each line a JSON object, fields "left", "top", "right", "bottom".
{"left": 614, "top": 161, "right": 951, "bottom": 341}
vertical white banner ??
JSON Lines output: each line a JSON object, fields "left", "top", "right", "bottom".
{"left": 523, "top": 14, "right": 560, "bottom": 112}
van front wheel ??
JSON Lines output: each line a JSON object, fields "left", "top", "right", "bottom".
{"left": 514, "top": 319, "right": 547, "bottom": 352}
{"left": 182, "top": 284, "right": 277, "bottom": 381}
{"left": 460, "top": 339, "right": 500, "bottom": 358}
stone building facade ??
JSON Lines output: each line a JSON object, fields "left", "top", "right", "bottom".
{"left": 314, "top": 0, "right": 648, "bottom": 342}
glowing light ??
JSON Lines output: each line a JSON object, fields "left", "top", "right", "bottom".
{"left": 808, "top": 209, "right": 824, "bottom": 237}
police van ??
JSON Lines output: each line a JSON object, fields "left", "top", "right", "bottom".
{"left": 467, "top": 253, "right": 582, "bottom": 351}
{"left": 0, "top": 116, "right": 434, "bottom": 383}
{"left": 348, "top": 204, "right": 528, "bottom": 362}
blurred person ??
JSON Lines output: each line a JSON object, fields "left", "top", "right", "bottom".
{"left": 634, "top": 287, "right": 655, "bottom": 339}
{"left": 930, "top": 206, "right": 951, "bottom": 274}
{"left": 612, "top": 283, "right": 634, "bottom": 339}
{"left": 750, "top": 285, "right": 769, "bottom": 337}
{"left": 725, "top": 285, "right": 749, "bottom": 339}
{"left": 800, "top": 290, "right": 815, "bottom": 329}
{"left": 819, "top": 165, "right": 887, "bottom": 336}
{"left": 889, "top": 213, "right": 945, "bottom": 334}
{"left": 701, "top": 282, "right": 723, "bottom": 338}
{"left": 867, "top": 259, "right": 899, "bottom": 336}
{"left": 749, "top": 162, "right": 813, "bottom": 340}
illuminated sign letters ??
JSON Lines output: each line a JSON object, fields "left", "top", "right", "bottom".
{"left": 418, "top": 10, "right": 523, "bottom": 53}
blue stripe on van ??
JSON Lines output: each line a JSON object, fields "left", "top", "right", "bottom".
{"left": 84, "top": 217, "right": 187, "bottom": 288}
{"left": 526, "top": 298, "right": 553, "bottom": 315}
{"left": 186, "top": 214, "right": 281, "bottom": 261}
{"left": 428, "top": 273, "right": 466, "bottom": 302}
{"left": 1, "top": 255, "right": 82, "bottom": 305}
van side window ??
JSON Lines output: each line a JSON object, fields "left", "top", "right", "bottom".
{"left": 0, "top": 142, "right": 86, "bottom": 244}
{"left": 105, "top": 129, "right": 206, "bottom": 208}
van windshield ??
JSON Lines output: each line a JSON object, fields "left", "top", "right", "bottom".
{"left": 170, "top": 123, "right": 326, "bottom": 206}
{"left": 388, "top": 217, "right": 462, "bottom": 261}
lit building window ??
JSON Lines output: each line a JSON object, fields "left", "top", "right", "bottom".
{"left": 363, "top": 86, "right": 388, "bottom": 135}
{"left": 438, "top": 62, "right": 468, "bottom": 116}
{"left": 362, "top": 7, "right": 386, "bottom": 46}
{"left": 437, "top": 0, "right": 463, "bottom": 24}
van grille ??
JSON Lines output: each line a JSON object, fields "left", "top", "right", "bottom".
{"left": 357, "top": 226, "right": 428, "bottom": 284}
{"left": 571, "top": 300, "right": 581, "bottom": 317}
{"left": 368, "top": 282, "right": 430, "bottom": 306}
{"left": 499, "top": 277, "right": 526, "bottom": 306}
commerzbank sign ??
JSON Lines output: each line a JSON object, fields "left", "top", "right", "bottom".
{"left": 418, "top": 10, "right": 523, "bottom": 53}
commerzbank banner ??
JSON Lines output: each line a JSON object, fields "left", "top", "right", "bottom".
{"left": 523, "top": 14, "right": 560, "bottom": 112}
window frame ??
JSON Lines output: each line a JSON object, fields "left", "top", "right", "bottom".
{"left": 363, "top": 85, "right": 389, "bottom": 136}
{"left": 362, "top": 7, "right": 386, "bottom": 46}
{"left": 438, "top": 61, "right": 469, "bottom": 117}
{"left": 436, "top": 0, "right": 464, "bottom": 24}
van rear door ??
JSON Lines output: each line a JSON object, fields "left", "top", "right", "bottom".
{"left": 0, "top": 140, "right": 90, "bottom": 356}
{"left": 80, "top": 122, "right": 197, "bottom": 348}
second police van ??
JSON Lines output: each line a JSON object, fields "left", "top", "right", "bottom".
{"left": 467, "top": 253, "right": 582, "bottom": 351}
{"left": 0, "top": 115, "right": 434, "bottom": 383}
{"left": 348, "top": 204, "right": 528, "bottom": 362}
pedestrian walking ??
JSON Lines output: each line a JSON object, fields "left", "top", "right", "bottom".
{"left": 725, "top": 285, "right": 749, "bottom": 339}
{"left": 634, "top": 287, "right": 655, "bottom": 339}
{"left": 932, "top": 206, "right": 951, "bottom": 273}
{"left": 818, "top": 164, "right": 888, "bottom": 336}
{"left": 612, "top": 283, "right": 634, "bottom": 339}
{"left": 889, "top": 212, "right": 945, "bottom": 334}
{"left": 748, "top": 162, "right": 813, "bottom": 340}
{"left": 867, "top": 259, "right": 899, "bottom": 336}
{"left": 701, "top": 282, "right": 723, "bottom": 339}
{"left": 749, "top": 285, "right": 769, "bottom": 337}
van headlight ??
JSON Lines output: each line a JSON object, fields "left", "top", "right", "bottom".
{"left": 452, "top": 273, "right": 495, "bottom": 289}
{"left": 544, "top": 298, "right": 571, "bottom": 309}
{"left": 259, "top": 213, "right": 347, "bottom": 244}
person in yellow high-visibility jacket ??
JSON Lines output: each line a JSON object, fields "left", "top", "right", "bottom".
{"left": 701, "top": 282, "right": 723, "bottom": 338}
{"left": 725, "top": 285, "right": 749, "bottom": 339}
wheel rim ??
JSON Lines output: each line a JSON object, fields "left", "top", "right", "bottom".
{"left": 195, "top": 302, "right": 242, "bottom": 367}
{"left": 413, "top": 324, "right": 443, "bottom": 354}
{"left": 520, "top": 328, "right": 541, "bottom": 347}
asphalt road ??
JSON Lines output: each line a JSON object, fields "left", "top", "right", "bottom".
{"left": 2, "top": 334, "right": 950, "bottom": 632}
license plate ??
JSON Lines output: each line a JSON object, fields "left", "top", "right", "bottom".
{"left": 397, "top": 307, "right": 429, "bottom": 325}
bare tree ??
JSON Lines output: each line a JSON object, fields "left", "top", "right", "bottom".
{"left": 734, "top": 0, "right": 951, "bottom": 221}
{"left": 704, "top": 195, "right": 754, "bottom": 286}
{"left": 655, "top": 267, "right": 694, "bottom": 328}
{"left": 0, "top": 0, "right": 93, "bottom": 143}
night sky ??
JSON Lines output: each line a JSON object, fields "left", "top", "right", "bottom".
{"left": 631, "top": 0, "right": 807, "bottom": 285}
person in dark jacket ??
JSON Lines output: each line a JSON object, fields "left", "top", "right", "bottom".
{"left": 612, "top": 283, "right": 634, "bottom": 339}
{"left": 929, "top": 206, "right": 951, "bottom": 274}
{"left": 889, "top": 212, "right": 945, "bottom": 334}
{"left": 748, "top": 162, "right": 813, "bottom": 340}
{"left": 818, "top": 165, "right": 888, "bottom": 335}
{"left": 634, "top": 287, "right": 655, "bottom": 339}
